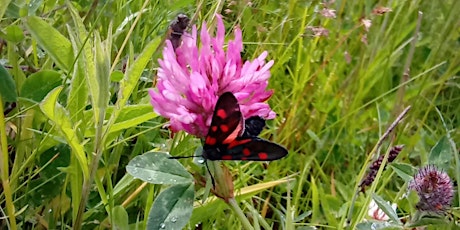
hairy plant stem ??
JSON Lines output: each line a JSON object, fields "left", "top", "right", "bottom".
{"left": 208, "top": 161, "right": 252, "bottom": 229}
{"left": 74, "top": 106, "right": 106, "bottom": 229}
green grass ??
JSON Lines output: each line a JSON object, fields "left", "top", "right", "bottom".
{"left": 1, "top": 0, "right": 459, "bottom": 229}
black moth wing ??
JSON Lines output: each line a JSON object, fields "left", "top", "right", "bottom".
{"left": 203, "top": 92, "right": 244, "bottom": 151}
{"left": 220, "top": 137, "right": 288, "bottom": 161}
{"left": 202, "top": 92, "right": 288, "bottom": 161}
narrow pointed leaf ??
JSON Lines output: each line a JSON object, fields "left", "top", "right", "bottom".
{"left": 66, "top": 28, "right": 88, "bottom": 121}
{"left": 372, "top": 194, "right": 401, "bottom": 224}
{"left": 68, "top": 4, "right": 101, "bottom": 123}
{"left": 94, "top": 33, "right": 110, "bottom": 109}
{"left": 390, "top": 163, "right": 417, "bottom": 183}
{"left": 109, "top": 104, "right": 157, "bottom": 134}
{"left": 39, "top": 86, "right": 89, "bottom": 179}
{"left": 0, "top": 0, "right": 12, "bottom": 19}
{"left": 118, "top": 37, "right": 161, "bottom": 108}
{"left": 311, "top": 176, "right": 320, "bottom": 222}
{"left": 23, "top": 16, "right": 73, "bottom": 71}
{"left": 84, "top": 104, "right": 158, "bottom": 137}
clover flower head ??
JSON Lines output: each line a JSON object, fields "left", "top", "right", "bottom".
{"left": 149, "top": 15, "right": 276, "bottom": 138}
{"left": 408, "top": 165, "right": 453, "bottom": 212}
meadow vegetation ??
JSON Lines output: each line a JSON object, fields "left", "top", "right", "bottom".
{"left": 0, "top": 0, "right": 459, "bottom": 229}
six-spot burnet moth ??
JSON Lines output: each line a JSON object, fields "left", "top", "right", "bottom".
{"left": 201, "top": 92, "right": 288, "bottom": 161}
{"left": 171, "top": 92, "right": 288, "bottom": 162}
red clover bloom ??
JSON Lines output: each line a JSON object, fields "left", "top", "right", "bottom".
{"left": 408, "top": 165, "right": 453, "bottom": 212}
{"left": 149, "top": 15, "right": 275, "bottom": 138}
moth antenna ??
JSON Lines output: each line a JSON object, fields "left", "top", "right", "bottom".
{"left": 168, "top": 155, "right": 201, "bottom": 159}
{"left": 170, "top": 156, "right": 215, "bottom": 187}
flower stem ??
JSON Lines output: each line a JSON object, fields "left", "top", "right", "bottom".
{"left": 227, "top": 198, "right": 254, "bottom": 230}
{"left": 0, "top": 97, "right": 17, "bottom": 230}
{"left": 410, "top": 210, "right": 422, "bottom": 223}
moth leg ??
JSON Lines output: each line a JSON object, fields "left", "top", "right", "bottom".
{"left": 205, "top": 160, "right": 216, "bottom": 188}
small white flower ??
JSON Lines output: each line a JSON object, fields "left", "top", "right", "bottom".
{"left": 361, "top": 18, "right": 372, "bottom": 32}
{"left": 368, "top": 199, "right": 397, "bottom": 221}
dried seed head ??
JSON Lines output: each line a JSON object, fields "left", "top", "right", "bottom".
{"left": 359, "top": 145, "right": 404, "bottom": 192}
{"left": 372, "top": 6, "right": 392, "bottom": 15}
{"left": 320, "top": 8, "right": 337, "bottom": 18}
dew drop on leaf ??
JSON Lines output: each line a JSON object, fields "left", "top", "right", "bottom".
{"left": 171, "top": 216, "right": 177, "bottom": 223}
{"left": 160, "top": 223, "right": 166, "bottom": 229}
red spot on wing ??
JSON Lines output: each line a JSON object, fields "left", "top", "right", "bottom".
{"left": 242, "top": 148, "right": 251, "bottom": 156}
{"left": 205, "top": 136, "right": 216, "bottom": 145}
{"left": 258, "top": 152, "right": 268, "bottom": 160}
{"left": 228, "top": 139, "right": 252, "bottom": 149}
{"left": 241, "top": 157, "right": 247, "bottom": 160}
{"left": 220, "top": 124, "right": 229, "bottom": 133}
{"left": 216, "top": 109, "right": 227, "bottom": 119}
{"left": 211, "top": 126, "right": 218, "bottom": 132}
{"left": 222, "top": 155, "right": 232, "bottom": 160}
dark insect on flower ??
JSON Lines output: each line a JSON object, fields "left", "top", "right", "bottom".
{"left": 170, "top": 92, "right": 288, "bottom": 187}
{"left": 408, "top": 165, "right": 453, "bottom": 212}
{"left": 242, "top": 116, "right": 266, "bottom": 138}
{"left": 359, "top": 145, "right": 403, "bottom": 192}
{"left": 169, "top": 92, "right": 288, "bottom": 161}
{"left": 201, "top": 92, "right": 288, "bottom": 161}
{"left": 167, "top": 13, "right": 190, "bottom": 50}
{"left": 170, "top": 93, "right": 287, "bottom": 161}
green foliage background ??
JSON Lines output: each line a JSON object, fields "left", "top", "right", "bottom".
{"left": 0, "top": 0, "right": 459, "bottom": 229}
